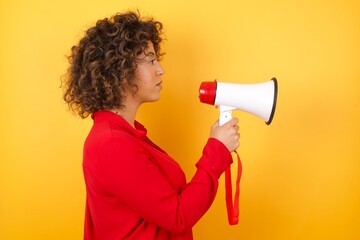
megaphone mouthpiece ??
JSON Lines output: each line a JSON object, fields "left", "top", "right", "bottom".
{"left": 199, "top": 81, "right": 217, "bottom": 105}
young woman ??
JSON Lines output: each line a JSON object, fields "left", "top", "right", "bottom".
{"left": 62, "top": 11, "right": 240, "bottom": 240}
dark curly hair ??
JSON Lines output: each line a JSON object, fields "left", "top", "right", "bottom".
{"left": 62, "top": 11, "right": 164, "bottom": 118}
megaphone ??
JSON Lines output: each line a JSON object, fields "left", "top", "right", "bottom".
{"left": 199, "top": 78, "right": 278, "bottom": 125}
{"left": 198, "top": 77, "right": 278, "bottom": 226}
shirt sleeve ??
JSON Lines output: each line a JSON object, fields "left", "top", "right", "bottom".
{"left": 95, "top": 136, "right": 232, "bottom": 234}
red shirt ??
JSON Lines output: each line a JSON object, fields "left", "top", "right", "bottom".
{"left": 83, "top": 111, "right": 232, "bottom": 239}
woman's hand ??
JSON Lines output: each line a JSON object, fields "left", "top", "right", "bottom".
{"left": 209, "top": 118, "right": 240, "bottom": 152}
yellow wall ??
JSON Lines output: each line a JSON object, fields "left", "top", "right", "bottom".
{"left": 1, "top": 0, "right": 359, "bottom": 239}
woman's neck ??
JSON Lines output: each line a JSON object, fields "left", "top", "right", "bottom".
{"left": 112, "top": 102, "right": 139, "bottom": 128}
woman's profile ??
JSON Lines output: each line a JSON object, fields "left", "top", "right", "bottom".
{"left": 62, "top": 11, "right": 240, "bottom": 240}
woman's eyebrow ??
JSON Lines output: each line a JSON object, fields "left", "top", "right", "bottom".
{"left": 145, "top": 51, "right": 155, "bottom": 57}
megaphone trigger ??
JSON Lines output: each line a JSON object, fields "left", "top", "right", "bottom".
{"left": 219, "top": 105, "right": 236, "bottom": 126}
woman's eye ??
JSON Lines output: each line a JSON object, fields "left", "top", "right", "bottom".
{"left": 149, "top": 59, "right": 157, "bottom": 65}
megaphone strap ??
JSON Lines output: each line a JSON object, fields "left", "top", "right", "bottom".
{"left": 225, "top": 150, "right": 242, "bottom": 225}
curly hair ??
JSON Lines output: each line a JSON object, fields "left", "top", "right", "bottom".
{"left": 62, "top": 11, "right": 164, "bottom": 118}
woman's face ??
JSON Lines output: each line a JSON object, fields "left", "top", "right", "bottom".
{"left": 132, "top": 41, "right": 165, "bottom": 104}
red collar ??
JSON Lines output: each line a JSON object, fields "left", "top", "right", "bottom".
{"left": 91, "top": 110, "right": 147, "bottom": 139}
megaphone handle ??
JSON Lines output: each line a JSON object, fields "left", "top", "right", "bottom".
{"left": 219, "top": 105, "right": 235, "bottom": 126}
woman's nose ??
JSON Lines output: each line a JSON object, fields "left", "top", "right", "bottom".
{"left": 156, "top": 62, "right": 165, "bottom": 76}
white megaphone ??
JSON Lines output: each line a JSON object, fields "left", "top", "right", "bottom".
{"left": 199, "top": 78, "right": 278, "bottom": 125}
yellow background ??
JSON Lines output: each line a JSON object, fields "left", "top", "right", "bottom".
{"left": 1, "top": 0, "right": 359, "bottom": 239}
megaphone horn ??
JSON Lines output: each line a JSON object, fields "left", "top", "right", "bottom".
{"left": 199, "top": 78, "right": 278, "bottom": 125}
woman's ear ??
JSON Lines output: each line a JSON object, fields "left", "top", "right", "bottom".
{"left": 123, "top": 79, "right": 139, "bottom": 96}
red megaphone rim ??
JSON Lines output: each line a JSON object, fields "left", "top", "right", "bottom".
{"left": 199, "top": 80, "right": 217, "bottom": 105}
